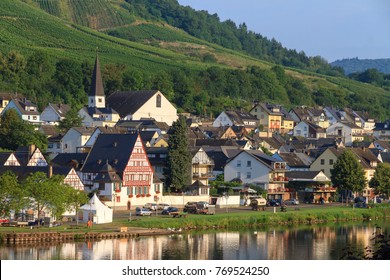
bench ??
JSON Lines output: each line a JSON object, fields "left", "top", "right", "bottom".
{"left": 120, "top": 227, "right": 128, "bottom": 233}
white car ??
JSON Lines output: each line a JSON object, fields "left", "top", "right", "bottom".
{"left": 135, "top": 207, "right": 152, "bottom": 216}
{"left": 143, "top": 203, "right": 158, "bottom": 211}
{"left": 157, "top": 203, "right": 170, "bottom": 210}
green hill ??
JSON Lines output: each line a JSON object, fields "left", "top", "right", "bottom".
{"left": 331, "top": 58, "right": 390, "bottom": 75}
{"left": 0, "top": 0, "right": 388, "bottom": 119}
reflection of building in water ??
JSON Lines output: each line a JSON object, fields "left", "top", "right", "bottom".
{"left": 0, "top": 224, "right": 380, "bottom": 260}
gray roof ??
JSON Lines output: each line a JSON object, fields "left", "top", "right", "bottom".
{"left": 107, "top": 90, "right": 159, "bottom": 118}
{"left": 89, "top": 55, "right": 104, "bottom": 97}
{"left": 81, "top": 133, "right": 139, "bottom": 174}
{"left": 51, "top": 153, "right": 88, "bottom": 171}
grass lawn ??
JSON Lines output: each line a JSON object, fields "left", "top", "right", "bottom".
{"left": 1, "top": 205, "right": 389, "bottom": 234}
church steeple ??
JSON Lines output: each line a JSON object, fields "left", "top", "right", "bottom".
{"left": 88, "top": 54, "right": 105, "bottom": 108}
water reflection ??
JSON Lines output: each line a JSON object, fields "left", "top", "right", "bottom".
{"left": 0, "top": 221, "right": 388, "bottom": 260}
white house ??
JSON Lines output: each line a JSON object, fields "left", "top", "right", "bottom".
{"left": 107, "top": 90, "right": 178, "bottom": 126}
{"left": 373, "top": 121, "right": 390, "bottom": 140}
{"left": 78, "top": 107, "right": 120, "bottom": 127}
{"left": 326, "top": 121, "right": 364, "bottom": 146}
{"left": 224, "top": 150, "right": 289, "bottom": 200}
{"left": 213, "top": 110, "right": 259, "bottom": 131}
{"left": 40, "top": 103, "right": 70, "bottom": 125}
{"left": 60, "top": 127, "right": 94, "bottom": 153}
{"left": 2, "top": 98, "right": 41, "bottom": 124}
{"left": 293, "top": 120, "right": 326, "bottom": 139}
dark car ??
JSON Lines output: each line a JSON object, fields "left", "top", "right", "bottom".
{"left": 161, "top": 207, "right": 179, "bottom": 215}
{"left": 267, "top": 199, "right": 280, "bottom": 207}
{"left": 184, "top": 202, "right": 198, "bottom": 213}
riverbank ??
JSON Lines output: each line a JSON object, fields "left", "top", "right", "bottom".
{"left": 1, "top": 205, "right": 389, "bottom": 243}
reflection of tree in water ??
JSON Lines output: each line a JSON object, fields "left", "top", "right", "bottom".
{"left": 340, "top": 227, "right": 390, "bottom": 259}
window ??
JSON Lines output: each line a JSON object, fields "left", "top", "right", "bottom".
{"left": 320, "top": 159, "right": 325, "bottom": 165}
{"left": 98, "top": 183, "right": 105, "bottom": 190}
{"left": 237, "top": 172, "right": 241, "bottom": 179}
{"left": 237, "top": 160, "right": 241, "bottom": 167}
{"left": 116, "top": 196, "right": 120, "bottom": 203}
{"left": 156, "top": 94, "right": 161, "bottom": 108}
{"left": 329, "top": 159, "right": 334, "bottom": 165}
{"left": 247, "top": 161, "right": 251, "bottom": 167}
{"left": 246, "top": 172, "right": 251, "bottom": 179}
{"left": 98, "top": 98, "right": 102, "bottom": 103}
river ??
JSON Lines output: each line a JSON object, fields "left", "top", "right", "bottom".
{"left": 1, "top": 220, "right": 388, "bottom": 260}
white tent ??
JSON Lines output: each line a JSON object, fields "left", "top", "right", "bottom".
{"left": 80, "top": 194, "right": 113, "bottom": 224}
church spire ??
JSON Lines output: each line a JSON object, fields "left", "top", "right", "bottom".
{"left": 88, "top": 54, "right": 105, "bottom": 108}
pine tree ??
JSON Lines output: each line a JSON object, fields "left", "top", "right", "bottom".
{"left": 165, "top": 115, "right": 191, "bottom": 192}
{"left": 330, "top": 149, "right": 366, "bottom": 196}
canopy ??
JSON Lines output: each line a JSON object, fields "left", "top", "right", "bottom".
{"left": 80, "top": 194, "right": 113, "bottom": 224}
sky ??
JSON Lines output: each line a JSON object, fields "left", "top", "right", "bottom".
{"left": 177, "top": 0, "right": 390, "bottom": 62}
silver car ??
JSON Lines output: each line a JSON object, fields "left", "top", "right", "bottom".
{"left": 283, "top": 199, "right": 299, "bottom": 205}
{"left": 135, "top": 207, "right": 152, "bottom": 216}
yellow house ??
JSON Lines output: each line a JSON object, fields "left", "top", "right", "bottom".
{"left": 249, "top": 103, "right": 283, "bottom": 133}
{"left": 310, "top": 147, "right": 378, "bottom": 198}
{"left": 281, "top": 118, "right": 295, "bottom": 133}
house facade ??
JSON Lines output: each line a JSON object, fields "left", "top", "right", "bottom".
{"left": 326, "top": 121, "right": 364, "bottom": 146}
{"left": 190, "top": 147, "right": 214, "bottom": 195}
{"left": 61, "top": 127, "right": 94, "bottom": 153}
{"left": 81, "top": 133, "right": 159, "bottom": 208}
{"left": 293, "top": 120, "right": 326, "bottom": 139}
{"left": 107, "top": 90, "right": 178, "bottom": 126}
{"left": 2, "top": 99, "right": 41, "bottom": 124}
{"left": 224, "top": 150, "right": 289, "bottom": 200}
{"left": 40, "top": 103, "right": 70, "bottom": 125}
{"left": 249, "top": 103, "right": 283, "bottom": 134}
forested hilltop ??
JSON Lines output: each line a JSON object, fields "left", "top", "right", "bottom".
{"left": 0, "top": 0, "right": 387, "bottom": 120}
{"left": 331, "top": 58, "right": 390, "bottom": 75}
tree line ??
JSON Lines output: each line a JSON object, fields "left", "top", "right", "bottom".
{"left": 2, "top": 50, "right": 388, "bottom": 120}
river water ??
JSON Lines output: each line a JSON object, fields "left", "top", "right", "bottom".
{"left": 1, "top": 220, "right": 388, "bottom": 260}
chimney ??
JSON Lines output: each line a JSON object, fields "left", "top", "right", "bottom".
{"left": 48, "top": 164, "right": 53, "bottom": 178}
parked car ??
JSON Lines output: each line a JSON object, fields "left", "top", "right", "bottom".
{"left": 143, "top": 203, "right": 158, "bottom": 211}
{"left": 135, "top": 207, "right": 152, "bottom": 216}
{"left": 267, "top": 199, "right": 280, "bottom": 207}
{"left": 283, "top": 199, "right": 299, "bottom": 205}
{"left": 157, "top": 203, "right": 170, "bottom": 210}
{"left": 196, "top": 201, "right": 209, "bottom": 209}
{"left": 250, "top": 197, "right": 267, "bottom": 211}
{"left": 161, "top": 207, "right": 179, "bottom": 215}
{"left": 184, "top": 202, "right": 198, "bottom": 213}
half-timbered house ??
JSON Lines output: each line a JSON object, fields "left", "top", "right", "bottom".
{"left": 81, "top": 133, "right": 158, "bottom": 208}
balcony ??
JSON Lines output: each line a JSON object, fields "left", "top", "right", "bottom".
{"left": 271, "top": 176, "right": 288, "bottom": 182}
{"left": 268, "top": 187, "right": 286, "bottom": 193}
{"left": 273, "top": 163, "right": 287, "bottom": 170}
{"left": 192, "top": 172, "right": 214, "bottom": 179}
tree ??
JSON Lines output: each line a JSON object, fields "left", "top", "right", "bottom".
{"left": 23, "top": 172, "right": 69, "bottom": 221}
{"left": 369, "top": 163, "right": 390, "bottom": 198}
{"left": 58, "top": 107, "right": 84, "bottom": 132}
{"left": 0, "top": 171, "right": 28, "bottom": 217}
{"left": 165, "top": 116, "right": 191, "bottom": 192}
{"left": 0, "top": 109, "right": 47, "bottom": 151}
{"left": 330, "top": 149, "right": 366, "bottom": 196}
{"left": 65, "top": 188, "right": 89, "bottom": 225}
